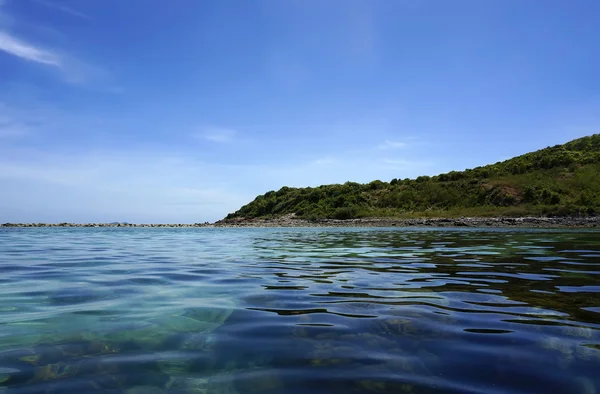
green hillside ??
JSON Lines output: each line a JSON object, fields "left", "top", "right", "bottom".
{"left": 226, "top": 135, "right": 600, "bottom": 220}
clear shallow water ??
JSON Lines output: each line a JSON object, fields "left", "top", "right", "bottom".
{"left": 0, "top": 227, "right": 599, "bottom": 394}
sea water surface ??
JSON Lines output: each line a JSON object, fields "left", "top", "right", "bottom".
{"left": 0, "top": 227, "right": 599, "bottom": 394}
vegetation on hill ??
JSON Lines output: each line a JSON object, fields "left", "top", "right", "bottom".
{"left": 226, "top": 135, "right": 600, "bottom": 220}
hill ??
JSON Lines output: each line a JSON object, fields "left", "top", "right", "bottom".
{"left": 225, "top": 134, "right": 600, "bottom": 220}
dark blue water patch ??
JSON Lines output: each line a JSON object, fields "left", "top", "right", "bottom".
{"left": 248, "top": 307, "right": 378, "bottom": 319}
{"left": 127, "top": 276, "right": 172, "bottom": 286}
{"left": 46, "top": 288, "right": 121, "bottom": 305}
{"left": 148, "top": 272, "right": 206, "bottom": 282}
{"left": 463, "top": 328, "right": 513, "bottom": 334}
{"left": 0, "top": 265, "right": 47, "bottom": 273}
{"left": 263, "top": 285, "right": 310, "bottom": 290}
{"left": 556, "top": 286, "right": 600, "bottom": 293}
{"left": 544, "top": 268, "right": 600, "bottom": 274}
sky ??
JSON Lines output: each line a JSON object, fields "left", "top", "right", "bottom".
{"left": 0, "top": 0, "right": 599, "bottom": 223}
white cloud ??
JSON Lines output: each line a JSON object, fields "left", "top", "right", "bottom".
{"left": 0, "top": 4, "right": 111, "bottom": 88}
{"left": 58, "top": 55, "right": 112, "bottom": 86}
{"left": 313, "top": 157, "right": 336, "bottom": 165}
{"left": 35, "top": 0, "right": 90, "bottom": 20}
{"left": 0, "top": 33, "right": 113, "bottom": 87}
{"left": 0, "top": 31, "right": 61, "bottom": 66}
{"left": 378, "top": 140, "right": 407, "bottom": 150}
{"left": 382, "top": 158, "right": 409, "bottom": 165}
{"left": 195, "top": 127, "right": 236, "bottom": 143}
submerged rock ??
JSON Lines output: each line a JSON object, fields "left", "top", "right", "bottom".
{"left": 0, "top": 367, "right": 20, "bottom": 384}
{"left": 31, "top": 361, "right": 78, "bottom": 382}
{"left": 152, "top": 315, "right": 219, "bottom": 334}
{"left": 167, "top": 374, "right": 239, "bottom": 394}
{"left": 125, "top": 386, "right": 165, "bottom": 394}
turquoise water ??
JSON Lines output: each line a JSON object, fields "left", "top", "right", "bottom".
{"left": 0, "top": 227, "right": 599, "bottom": 394}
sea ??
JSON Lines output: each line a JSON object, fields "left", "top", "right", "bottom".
{"left": 0, "top": 227, "right": 599, "bottom": 393}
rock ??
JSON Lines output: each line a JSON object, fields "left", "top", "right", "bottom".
{"left": 124, "top": 386, "right": 165, "bottom": 394}
{"left": 2, "top": 216, "right": 598, "bottom": 228}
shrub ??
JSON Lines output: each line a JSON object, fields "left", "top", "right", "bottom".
{"left": 331, "top": 207, "right": 358, "bottom": 220}
{"left": 225, "top": 134, "right": 600, "bottom": 220}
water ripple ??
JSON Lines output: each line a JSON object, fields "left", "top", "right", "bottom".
{"left": 0, "top": 227, "right": 599, "bottom": 393}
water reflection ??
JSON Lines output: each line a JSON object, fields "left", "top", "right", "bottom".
{"left": 0, "top": 227, "right": 599, "bottom": 393}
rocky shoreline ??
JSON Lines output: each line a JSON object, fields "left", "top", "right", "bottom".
{"left": 214, "top": 216, "right": 600, "bottom": 228}
{"left": 0, "top": 222, "right": 212, "bottom": 228}
{"left": 2, "top": 216, "right": 599, "bottom": 228}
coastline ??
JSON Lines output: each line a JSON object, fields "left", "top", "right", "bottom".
{"left": 214, "top": 216, "right": 600, "bottom": 228}
{"left": 1, "top": 216, "right": 599, "bottom": 228}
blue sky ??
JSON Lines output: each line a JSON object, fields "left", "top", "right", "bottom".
{"left": 1, "top": 0, "right": 599, "bottom": 223}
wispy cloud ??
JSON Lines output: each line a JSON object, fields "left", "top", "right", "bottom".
{"left": 0, "top": 3, "right": 113, "bottom": 88}
{"left": 35, "top": 0, "right": 90, "bottom": 20}
{"left": 0, "top": 31, "right": 61, "bottom": 67}
{"left": 0, "top": 103, "right": 34, "bottom": 139}
{"left": 378, "top": 140, "right": 407, "bottom": 150}
{"left": 382, "top": 158, "right": 407, "bottom": 165}
{"left": 312, "top": 157, "right": 336, "bottom": 165}
{"left": 381, "top": 158, "right": 433, "bottom": 170}
{"left": 195, "top": 127, "right": 237, "bottom": 143}
{"left": 0, "top": 31, "right": 117, "bottom": 88}
{"left": 0, "top": 149, "right": 251, "bottom": 222}
{"left": 0, "top": 120, "right": 30, "bottom": 138}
